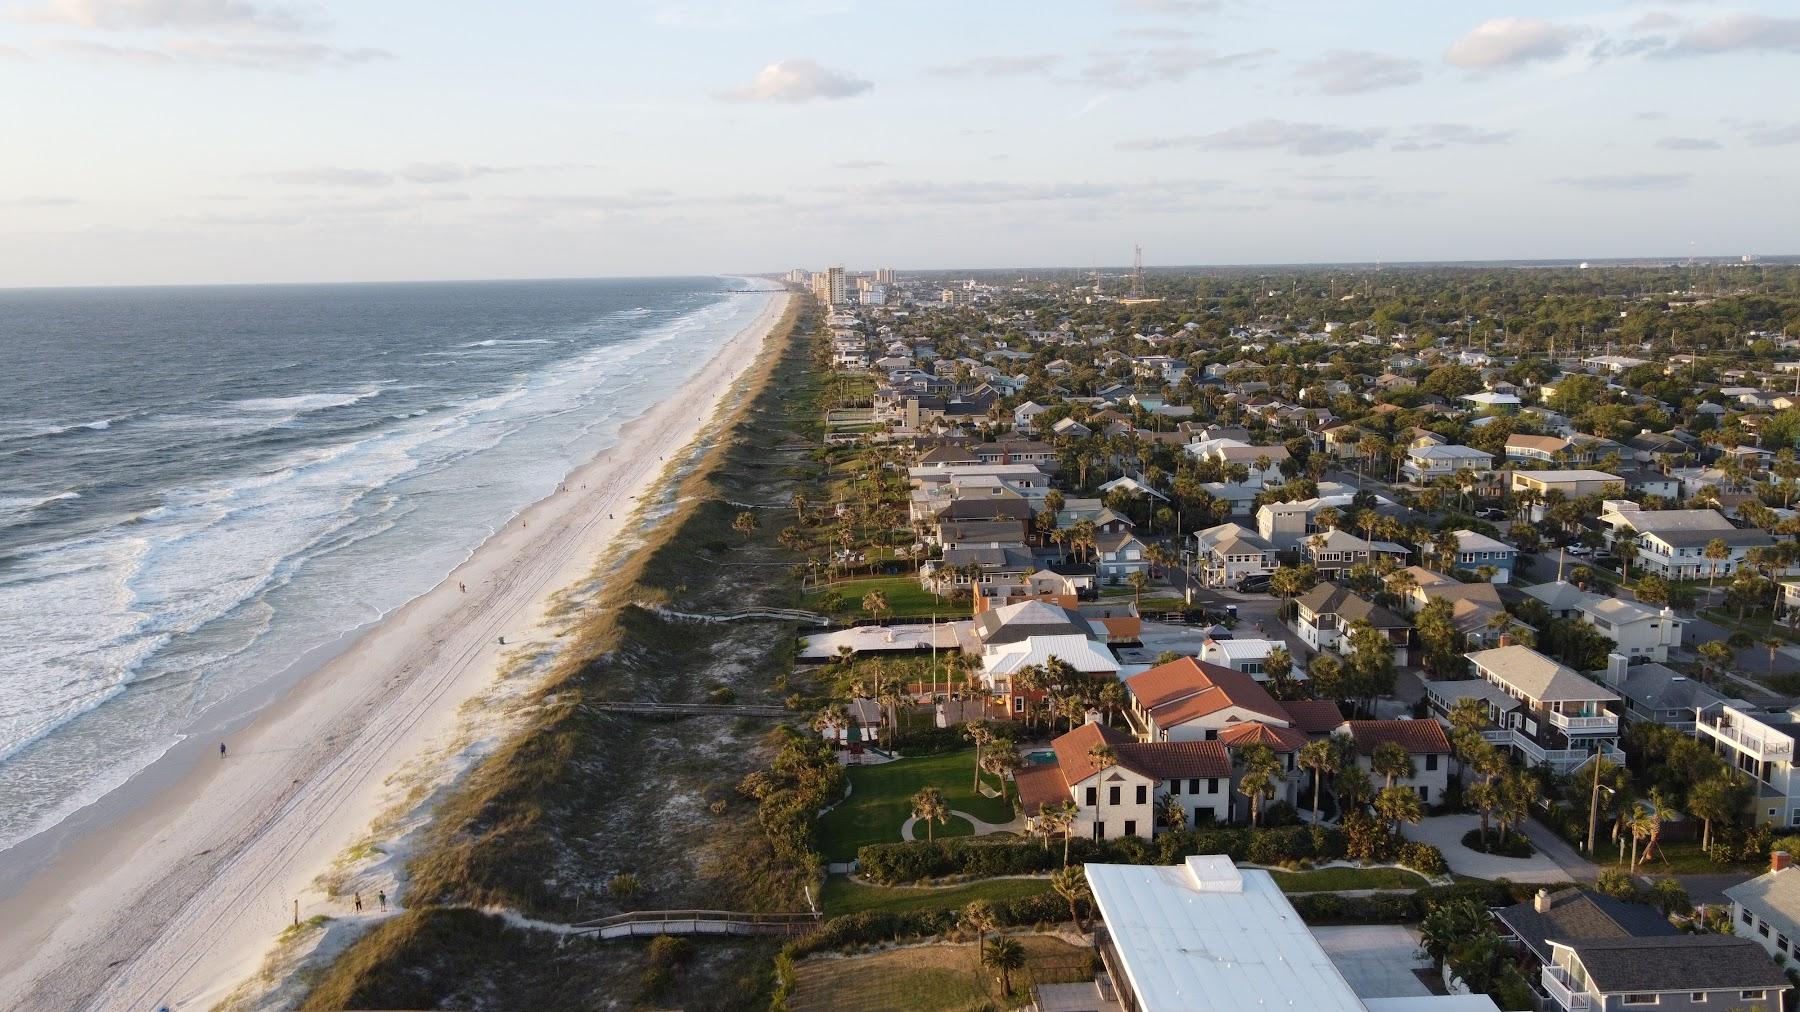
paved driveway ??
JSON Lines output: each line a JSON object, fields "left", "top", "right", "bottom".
{"left": 1311, "top": 925, "right": 1432, "bottom": 999}
{"left": 1409, "top": 814, "right": 1572, "bottom": 883}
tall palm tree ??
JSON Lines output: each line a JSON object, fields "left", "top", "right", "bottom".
{"left": 982, "top": 937, "right": 1026, "bottom": 998}
{"left": 1623, "top": 801, "right": 1656, "bottom": 872}
{"left": 1160, "top": 794, "right": 1188, "bottom": 833}
{"left": 1052, "top": 866, "right": 1091, "bottom": 932}
{"left": 1370, "top": 741, "right": 1415, "bottom": 790}
{"left": 961, "top": 899, "right": 998, "bottom": 952}
{"left": 964, "top": 719, "right": 994, "bottom": 791}
{"left": 1087, "top": 743, "right": 1117, "bottom": 770}
{"left": 811, "top": 704, "right": 849, "bottom": 743}
{"left": 1297, "top": 738, "right": 1339, "bottom": 823}
{"left": 1236, "top": 743, "right": 1282, "bottom": 827}
{"left": 1374, "top": 784, "right": 1425, "bottom": 841}
{"left": 912, "top": 787, "right": 949, "bottom": 841}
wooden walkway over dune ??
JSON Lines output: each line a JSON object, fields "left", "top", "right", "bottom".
{"left": 568, "top": 908, "right": 820, "bottom": 940}
{"left": 588, "top": 700, "right": 790, "bottom": 718}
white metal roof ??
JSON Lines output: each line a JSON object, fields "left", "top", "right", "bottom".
{"left": 1084, "top": 856, "right": 1366, "bottom": 1012}
{"left": 984, "top": 634, "right": 1119, "bottom": 675}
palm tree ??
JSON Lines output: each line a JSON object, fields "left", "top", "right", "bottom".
{"left": 961, "top": 899, "right": 998, "bottom": 952}
{"left": 1623, "top": 801, "right": 1656, "bottom": 871}
{"left": 1374, "top": 784, "right": 1425, "bottom": 841}
{"left": 811, "top": 704, "right": 849, "bottom": 743}
{"left": 1263, "top": 645, "right": 1294, "bottom": 698}
{"left": 732, "top": 510, "right": 760, "bottom": 539}
{"left": 982, "top": 745, "right": 1021, "bottom": 805}
{"left": 1048, "top": 799, "right": 1079, "bottom": 866}
{"left": 912, "top": 787, "right": 949, "bottom": 841}
{"left": 1298, "top": 738, "right": 1339, "bottom": 823}
{"left": 1087, "top": 743, "right": 1117, "bottom": 771}
{"left": 964, "top": 719, "right": 994, "bottom": 791}
{"left": 1236, "top": 743, "right": 1282, "bottom": 827}
{"left": 1370, "top": 741, "right": 1415, "bottom": 790}
{"left": 982, "top": 936, "right": 1026, "bottom": 998}
{"left": 1160, "top": 794, "right": 1188, "bottom": 833}
{"left": 877, "top": 683, "right": 905, "bottom": 748}
{"left": 1127, "top": 570, "right": 1150, "bottom": 607}
{"left": 861, "top": 589, "right": 890, "bottom": 623}
{"left": 1704, "top": 537, "right": 1731, "bottom": 587}
{"left": 1764, "top": 637, "right": 1784, "bottom": 677}
{"left": 1099, "top": 680, "right": 1127, "bottom": 727}
{"left": 1615, "top": 536, "right": 1638, "bottom": 580}
{"left": 1051, "top": 865, "right": 1091, "bottom": 932}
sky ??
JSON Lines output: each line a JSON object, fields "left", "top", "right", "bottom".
{"left": 2, "top": 0, "right": 1799, "bottom": 286}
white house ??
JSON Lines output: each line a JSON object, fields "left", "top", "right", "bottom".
{"left": 1337, "top": 719, "right": 1452, "bottom": 805}
{"left": 1696, "top": 702, "right": 1800, "bottom": 828}
{"left": 1400, "top": 443, "right": 1494, "bottom": 483}
{"left": 1725, "top": 853, "right": 1800, "bottom": 963}
{"left": 1198, "top": 637, "right": 1295, "bottom": 683}
{"left": 1124, "top": 657, "right": 1295, "bottom": 744}
{"left": 1014, "top": 721, "right": 1232, "bottom": 840}
{"left": 1191, "top": 523, "right": 1276, "bottom": 589}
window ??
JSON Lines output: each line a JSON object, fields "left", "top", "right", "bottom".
{"left": 1689, "top": 994, "right": 1706, "bottom": 1004}
{"left": 1095, "top": 822, "right": 1105, "bottom": 840}
{"left": 1135, "top": 785, "right": 1147, "bottom": 805}
{"left": 1758, "top": 922, "right": 1770, "bottom": 937}
{"left": 1013, "top": 696, "right": 1024, "bottom": 714}
{"left": 1779, "top": 934, "right": 1789, "bottom": 953}
{"left": 1124, "top": 819, "right": 1137, "bottom": 836}
{"left": 1742, "top": 991, "right": 1766, "bottom": 1001}
{"left": 1188, "top": 778, "right": 1200, "bottom": 794}
{"left": 1208, "top": 778, "right": 1220, "bottom": 794}
{"left": 1109, "top": 786, "right": 1120, "bottom": 806}
{"left": 1743, "top": 908, "right": 1754, "bottom": 925}
{"left": 1085, "top": 787, "right": 1097, "bottom": 807}
{"left": 1425, "top": 754, "right": 1439, "bottom": 772}
{"left": 1621, "top": 995, "right": 1657, "bottom": 1006}
{"left": 1170, "top": 779, "right": 1182, "bottom": 796}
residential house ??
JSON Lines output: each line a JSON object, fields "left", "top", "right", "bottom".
{"left": 1124, "top": 657, "right": 1295, "bottom": 744}
{"left": 1199, "top": 637, "right": 1292, "bottom": 683}
{"left": 1461, "top": 390, "right": 1521, "bottom": 412}
{"left": 1302, "top": 528, "right": 1410, "bottom": 576}
{"left": 1400, "top": 443, "right": 1495, "bottom": 483}
{"left": 1507, "top": 434, "right": 1601, "bottom": 466}
{"left": 1012, "top": 400, "right": 1048, "bottom": 433}
{"left": 1292, "top": 583, "right": 1412, "bottom": 666}
{"left": 1255, "top": 494, "right": 1360, "bottom": 550}
{"left": 1433, "top": 645, "right": 1625, "bottom": 774}
{"left": 1191, "top": 523, "right": 1277, "bottom": 589}
{"left": 1398, "top": 567, "right": 1508, "bottom": 648}
{"left": 1695, "top": 702, "right": 1800, "bottom": 828}
{"left": 1435, "top": 529, "right": 1520, "bottom": 584}
{"left": 1600, "top": 503, "right": 1777, "bottom": 581}
{"left": 1725, "top": 852, "right": 1800, "bottom": 963}
{"left": 1188, "top": 437, "right": 1289, "bottom": 488}
{"left": 1094, "top": 530, "right": 1150, "bottom": 584}
{"left": 1511, "top": 469, "right": 1623, "bottom": 505}
{"left": 1493, "top": 887, "right": 1679, "bottom": 995}
{"left": 1597, "top": 655, "right": 1728, "bottom": 731}
{"left": 1050, "top": 416, "right": 1091, "bottom": 439}
{"left": 1337, "top": 719, "right": 1452, "bottom": 804}
{"left": 1578, "top": 597, "right": 1683, "bottom": 662}
{"left": 1540, "top": 936, "right": 1787, "bottom": 1012}
{"left": 1013, "top": 721, "right": 1231, "bottom": 841}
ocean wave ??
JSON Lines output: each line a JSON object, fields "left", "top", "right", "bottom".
{"left": 230, "top": 386, "right": 388, "bottom": 414}
{"left": 0, "top": 491, "right": 81, "bottom": 527}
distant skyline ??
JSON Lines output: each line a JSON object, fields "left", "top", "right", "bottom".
{"left": 4, "top": 1, "right": 1800, "bottom": 286}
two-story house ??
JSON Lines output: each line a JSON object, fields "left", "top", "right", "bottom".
{"left": 1191, "top": 523, "right": 1277, "bottom": 589}
{"left": 1198, "top": 637, "right": 1289, "bottom": 683}
{"left": 1430, "top": 645, "right": 1625, "bottom": 774}
{"left": 1014, "top": 721, "right": 1232, "bottom": 840}
{"left": 1597, "top": 655, "right": 1730, "bottom": 732}
{"left": 1540, "top": 935, "right": 1788, "bottom": 1012}
{"left": 1400, "top": 443, "right": 1494, "bottom": 483}
{"left": 1725, "top": 852, "right": 1800, "bottom": 965}
{"left": 1435, "top": 529, "right": 1520, "bottom": 584}
{"left": 1292, "top": 583, "right": 1412, "bottom": 666}
{"left": 1124, "top": 657, "right": 1296, "bottom": 744}
{"left": 1093, "top": 530, "right": 1150, "bottom": 584}
{"left": 1337, "top": 719, "right": 1451, "bottom": 804}
{"left": 1302, "top": 529, "right": 1409, "bottom": 577}
{"left": 1696, "top": 702, "right": 1800, "bottom": 828}
{"left": 1600, "top": 504, "right": 1778, "bottom": 581}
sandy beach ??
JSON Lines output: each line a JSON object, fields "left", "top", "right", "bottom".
{"left": 0, "top": 287, "right": 793, "bottom": 1011}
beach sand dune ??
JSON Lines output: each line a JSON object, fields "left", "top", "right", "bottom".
{"left": 0, "top": 289, "right": 793, "bottom": 1011}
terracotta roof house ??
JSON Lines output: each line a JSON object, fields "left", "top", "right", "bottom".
{"left": 1337, "top": 719, "right": 1452, "bottom": 803}
{"left": 1018, "top": 721, "right": 1232, "bottom": 839}
{"left": 1125, "top": 657, "right": 1292, "bottom": 744}
{"left": 1281, "top": 699, "right": 1347, "bottom": 736}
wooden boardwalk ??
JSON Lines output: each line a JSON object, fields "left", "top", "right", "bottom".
{"left": 589, "top": 700, "right": 790, "bottom": 718}
{"left": 568, "top": 908, "right": 819, "bottom": 940}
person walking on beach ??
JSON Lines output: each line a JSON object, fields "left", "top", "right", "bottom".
{"left": 459, "top": 581, "right": 466, "bottom": 593}
{"left": 378, "top": 890, "right": 387, "bottom": 910}
{"left": 354, "top": 893, "right": 363, "bottom": 913}
{"left": 220, "top": 742, "right": 226, "bottom": 758}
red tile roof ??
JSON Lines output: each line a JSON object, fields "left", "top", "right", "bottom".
{"left": 1341, "top": 719, "right": 1451, "bottom": 755}
{"left": 1014, "top": 763, "right": 1071, "bottom": 816}
{"left": 1050, "top": 721, "right": 1136, "bottom": 785}
{"left": 1115, "top": 740, "right": 1231, "bottom": 779}
{"left": 1281, "top": 699, "right": 1347, "bottom": 736}
{"left": 1126, "top": 656, "right": 1291, "bottom": 729}
{"left": 1218, "top": 721, "right": 1309, "bottom": 752}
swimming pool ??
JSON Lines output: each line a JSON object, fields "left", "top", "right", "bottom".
{"left": 1025, "top": 749, "right": 1056, "bottom": 765}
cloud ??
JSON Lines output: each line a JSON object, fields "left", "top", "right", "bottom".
{"left": 724, "top": 58, "right": 871, "bottom": 102}
{"left": 928, "top": 54, "right": 1059, "bottom": 78}
{"left": 1113, "top": 0, "right": 1218, "bottom": 13}
{"left": 1119, "top": 118, "right": 1385, "bottom": 156}
{"left": 0, "top": 195, "right": 79, "bottom": 206}
{"left": 1295, "top": 49, "right": 1423, "bottom": 95}
{"left": 1661, "top": 15, "right": 1800, "bottom": 56}
{"left": 1267, "top": 182, "right": 1444, "bottom": 207}
{"left": 16, "top": 0, "right": 311, "bottom": 32}
{"left": 396, "top": 162, "right": 521, "bottom": 184}
{"left": 1554, "top": 173, "right": 1690, "bottom": 190}
{"left": 1392, "top": 122, "right": 1514, "bottom": 151}
{"left": 261, "top": 167, "right": 393, "bottom": 187}
{"left": 1078, "top": 46, "right": 1271, "bottom": 89}
{"left": 1655, "top": 136, "right": 1721, "bottom": 150}
{"left": 833, "top": 159, "right": 886, "bottom": 169}
{"left": 1445, "top": 18, "right": 1582, "bottom": 69}
{"left": 1744, "top": 122, "right": 1800, "bottom": 147}
{"left": 52, "top": 37, "right": 391, "bottom": 69}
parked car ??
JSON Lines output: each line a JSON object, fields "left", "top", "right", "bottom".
{"left": 1566, "top": 544, "right": 1591, "bottom": 556}
{"left": 1237, "top": 574, "right": 1272, "bottom": 593}
{"left": 1475, "top": 508, "right": 1507, "bottom": 521}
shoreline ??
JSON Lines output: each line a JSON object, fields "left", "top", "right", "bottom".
{"left": 0, "top": 285, "right": 795, "bottom": 1011}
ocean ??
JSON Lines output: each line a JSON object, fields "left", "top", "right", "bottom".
{"left": 0, "top": 276, "right": 777, "bottom": 852}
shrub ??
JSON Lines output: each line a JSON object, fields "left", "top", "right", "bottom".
{"left": 1460, "top": 829, "right": 1535, "bottom": 858}
{"left": 857, "top": 826, "right": 1341, "bottom": 885}
{"left": 1400, "top": 842, "right": 1449, "bottom": 876}
{"left": 1261, "top": 801, "right": 1301, "bottom": 828}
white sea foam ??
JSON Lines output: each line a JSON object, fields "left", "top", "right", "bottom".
{"left": 0, "top": 285, "right": 776, "bottom": 850}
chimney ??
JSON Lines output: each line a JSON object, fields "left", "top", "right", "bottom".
{"left": 1775, "top": 851, "right": 1793, "bottom": 874}
{"left": 1534, "top": 888, "right": 1553, "bottom": 914}
{"left": 1604, "top": 653, "right": 1629, "bottom": 687}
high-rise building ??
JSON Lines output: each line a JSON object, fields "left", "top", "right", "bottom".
{"left": 785, "top": 268, "right": 810, "bottom": 284}
{"left": 875, "top": 267, "right": 897, "bottom": 284}
{"left": 826, "top": 266, "right": 847, "bottom": 305}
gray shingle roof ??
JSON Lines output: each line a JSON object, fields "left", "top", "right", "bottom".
{"left": 1493, "top": 888, "right": 1677, "bottom": 964}
{"left": 1562, "top": 934, "right": 1790, "bottom": 993}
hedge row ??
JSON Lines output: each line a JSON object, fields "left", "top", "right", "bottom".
{"left": 1289, "top": 880, "right": 1522, "bottom": 925}
{"left": 858, "top": 825, "right": 1346, "bottom": 886}
{"left": 788, "top": 891, "right": 1086, "bottom": 958}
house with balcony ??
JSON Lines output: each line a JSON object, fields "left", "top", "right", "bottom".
{"left": 1599, "top": 503, "right": 1780, "bottom": 581}
{"left": 1494, "top": 887, "right": 1679, "bottom": 1006}
{"left": 1191, "top": 522, "right": 1277, "bottom": 588}
{"left": 1292, "top": 583, "right": 1412, "bottom": 667}
{"left": 1302, "top": 528, "right": 1410, "bottom": 576}
{"left": 1400, "top": 443, "right": 1494, "bottom": 483}
{"left": 1725, "top": 852, "right": 1800, "bottom": 965}
{"left": 1124, "top": 657, "right": 1296, "bottom": 745}
{"left": 1432, "top": 645, "right": 1625, "bottom": 774}
{"left": 1696, "top": 702, "right": 1800, "bottom": 828}
{"left": 1433, "top": 529, "right": 1520, "bottom": 584}
{"left": 1539, "top": 935, "right": 1787, "bottom": 1012}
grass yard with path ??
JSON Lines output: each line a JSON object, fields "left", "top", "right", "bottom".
{"left": 803, "top": 574, "right": 950, "bottom": 621}
{"left": 820, "top": 874, "right": 1054, "bottom": 917}
{"left": 817, "top": 749, "right": 1016, "bottom": 861}
{"left": 787, "top": 933, "right": 1092, "bottom": 1012}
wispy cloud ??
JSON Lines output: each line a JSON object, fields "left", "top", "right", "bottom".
{"left": 48, "top": 36, "right": 390, "bottom": 69}
{"left": 1295, "top": 50, "right": 1422, "bottom": 95}
{"left": 255, "top": 163, "right": 568, "bottom": 187}
{"left": 723, "top": 57, "right": 871, "bottom": 102}
{"left": 1446, "top": 18, "right": 1584, "bottom": 69}
{"left": 834, "top": 159, "right": 886, "bottom": 170}
{"left": 928, "top": 54, "right": 1060, "bottom": 78}
{"left": 1392, "top": 122, "right": 1514, "bottom": 151}
{"left": 1660, "top": 15, "right": 1800, "bottom": 57}
{"left": 0, "top": 194, "right": 79, "bottom": 206}
{"left": 1119, "top": 118, "right": 1385, "bottom": 157}
{"left": 14, "top": 0, "right": 312, "bottom": 33}
{"left": 1079, "top": 46, "right": 1272, "bottom": 89}
{"left": 1655, "top": 136, "right": 1721, "bottom": 150}
{"left": 1744, "top": 122, "right": 1800, "bottom": 147}
{"left": 1555, "top": 173, "right": 1689, "bottom": 190}
{"left": 1113, "top": 0, "right": 1219, "bottom": 14}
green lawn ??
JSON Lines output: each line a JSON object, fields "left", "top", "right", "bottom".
{"left": 819, "top": 874, "right": 1053, "bottom": 917}
{"left": 817, "top": 750, "right": 1016, "bottom": 861}
{"left": 1630, "top": 840, "right": 1764, "bottom": 875}
{"left": 1267, "top": 866, "right": 1431, "bottom": 893}
{"left": 787, "top": 932, "right": 1088, "bottom": 1012}
{"left": 803, "top": 574, "right": 950, "bottom": 620}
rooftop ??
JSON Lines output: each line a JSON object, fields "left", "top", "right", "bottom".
{"left": 1466, "top": 645, "right": 1618, "bottom": 703}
